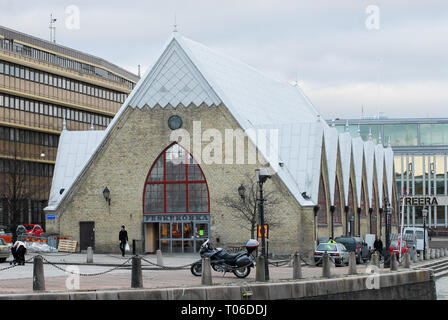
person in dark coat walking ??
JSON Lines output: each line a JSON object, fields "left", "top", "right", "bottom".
{"left": 374, "top": 236, "right": 383, "bottom": 258}
{"left": 119, "top": 225, "right": 128, "bottom": 257}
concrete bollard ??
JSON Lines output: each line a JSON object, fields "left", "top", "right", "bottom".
{"left": 441, "top": 249, "right": 445, "bottom": 257}
{"left": 431, "top": 249, "right": 435, "bottom": 259}
{"left": 371, "top": 251, "right": 380, "bottom": 268}
{"left": 412, "top": 250, "right": 418, "bottom": 263}
{"left": 255, "top": 255, "right": 266, "bottom": 282}
{"left": 390, "top": 253, "right": 398, "bottom": 271}
{"left": 292, "top": 252, "right": 302, "bottom": 279}
{"left": 322, "top": 252, "right": 331, "bottom": 278}
{"left": 348, "top": 251, "right": 357, "bottom": 275}
{"left": 436, "top": 249, "right": 440, "bottom": 259}
{"left": 86, "top": 247, "right": 93, "bottom": 264}
{"left": 426, "top": 249, "right": 431, "bottom": 260}
{"left": 201, "top": 257, "right": 213, "bottom": 285}
{"left": 403, "top": 252, "right": 411, "bottom": 268}
{"left": 156, "top": 249, "right": 164, "bottom": 267}
{"left": 308, "top": 251, "right": 316, "bottom": 267}
{"left": 419, "top": 251, "right": 424, "bottom": 262}
{"left": 445, "top": 248, "right": 448, "bottom": 256}
{"left": 131, "top": 256, "right": 143, "bottom": 288}
{"left": 33, "top": 255, "right": 45, "bottom": 291}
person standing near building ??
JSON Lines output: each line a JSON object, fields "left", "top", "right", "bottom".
{"left": 119, "top": 225, "right": 128, "bottom": 257}
{"left": 328, "top": 237, "right": 336, "bottom": 244}
{"left": 374, "top": 236, "right": 383, "bottom": 259}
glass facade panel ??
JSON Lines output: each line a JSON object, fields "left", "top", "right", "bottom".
{"left": 421, "top": 124, "right": 448, "bottom": 146}
{"left": 359, "top": 125, "right": 381, "bottom": 144}
{"left": 383, "top": 124, "right": 418, "bottom": 146}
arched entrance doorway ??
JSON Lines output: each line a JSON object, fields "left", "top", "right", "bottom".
{"left": 143, "top": 143, "right": 210, "bottom": 253}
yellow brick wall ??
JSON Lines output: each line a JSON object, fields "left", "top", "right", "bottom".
{"left": 47, "top": 104, "right": 317, "bottom": 255}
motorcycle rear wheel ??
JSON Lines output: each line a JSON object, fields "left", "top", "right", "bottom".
{"left": 190, "top": 263, "right": 202, "bottom": 276}
{"left": 233, "top": 266, "right": 251, "bottom": 278}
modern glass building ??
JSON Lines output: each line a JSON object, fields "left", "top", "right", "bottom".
{"left": 330, "top": 118, "right": 448, "bottom": 234}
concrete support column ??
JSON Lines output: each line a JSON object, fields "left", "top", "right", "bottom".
{"left": 255, "top": 255, "right": 266, "bottom": 282}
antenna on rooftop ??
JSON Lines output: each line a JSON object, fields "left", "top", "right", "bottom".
{"left": 49, "top": 14, "right": 57, "bottom": 43}
{"left": 173, "top": 13, "right": 178, "bottom": 33}
{"left": 138, "top": 64, "right": 141, "bottom": 77}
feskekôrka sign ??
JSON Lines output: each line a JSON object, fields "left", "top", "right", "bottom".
{"left": 400, "top": 196, "right": 448, "bottom": 206}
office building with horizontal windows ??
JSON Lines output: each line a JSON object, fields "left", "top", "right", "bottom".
{"left": 0, "top": 25, "right": 139, "bottom": 229}
{"left": 331, "top": 118, "right": 448, "bottom": 234}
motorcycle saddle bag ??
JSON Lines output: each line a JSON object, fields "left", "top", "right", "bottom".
{"left": 235, "top": 255, "right": 251, "bottom": 267}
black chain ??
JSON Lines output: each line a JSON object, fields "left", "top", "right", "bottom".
{"left": 40, "top": 256, "right": 132, "bottom": 277}
{"left": 139, "top": 256, "right": 193, "bottom": 270}
{"left": 0, "top": 257, "right": 34, "bottom": 272}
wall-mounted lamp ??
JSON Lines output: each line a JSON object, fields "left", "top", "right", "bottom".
{"left": 430, "top": 162, "right": 435, "bottom": 175}
{"left": 408, "top": 163, "right": 413, "bottom": 176}
{"left": 103, "top": 186, "right": 111, "bottom": 206}
{"left": 237, "top": 184, "right": 246, "bottom": 200}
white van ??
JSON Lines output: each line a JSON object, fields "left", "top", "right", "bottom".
{"left": 403, "top": 227, "right": 429, "bottom": 253}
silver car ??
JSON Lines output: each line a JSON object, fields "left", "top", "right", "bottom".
{"left": 314, "top": 242, "right": 350, "bottom": 266}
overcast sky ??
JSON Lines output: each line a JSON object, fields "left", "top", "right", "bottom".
{"left": 1, "top": 0, "right": 447, "bottom": 119}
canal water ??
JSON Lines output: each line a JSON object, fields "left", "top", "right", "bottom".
{"left": 436, "top": 277, "right": 448, "bottom": 300}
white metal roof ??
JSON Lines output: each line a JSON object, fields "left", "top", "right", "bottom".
{"left": 375, "top": 143, "right": 385, "bottom": 208}
{"left": 323, "top": 127, "right": 339, "bottom": 205}
{"left": 351, "top": 136, "right": 365, "bottom": 206}
{"left": 339, "top": 131, "right": 352, "bottom": 205}
{"left": 46, "top": 129, "right": 106, "bottom": 211}
{"left": 364, "top": 140, "right": 375, "bottom": 208}
{"left": 45, "top": 33, "right": 392, "bottom": 212}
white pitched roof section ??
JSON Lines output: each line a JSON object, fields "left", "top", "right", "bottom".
{"left": 127, "top": 38, "right": 222, "bottom": 108}
{"left": 324, "top": 127, "right": 339, "bottom": 205}
{"left": 265, "top": 122, "right": 324, "bottom": 205}
{"left": 375, "top": 144, "right": 385, "bottom": 208}
{"left": 384, "top": 146, "right": 394, "bottom": 202}
{"left": 46, "top": 129, "right": 106, "bottom": 211}
{"left": 364, "top": 140, "right": 375, "bottom": 208}
{"left": 339, "top": 131, "right": 352, "bottom": 205}
{"left": 351, "top": 137, "right": 364, "bottom": 207}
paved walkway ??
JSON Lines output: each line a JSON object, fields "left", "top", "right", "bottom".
{"left": 0, "top": 251, "right": 443, "bottom": 295}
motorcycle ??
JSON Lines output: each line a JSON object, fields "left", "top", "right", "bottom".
{"left": 190, "top": 239, "right": 259, "bottom": 278}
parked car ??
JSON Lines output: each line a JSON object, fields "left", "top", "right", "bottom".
{"left": 389, "top": 239, "right": 410, "bottom": 258}
{"left": 0, "top": 238, "right": 10, "bottom": 263}
{"left": 314, "top": 242, "right": 350, "bottom": 266}
{"left": 335, "top": 236, "right": 371, "bottom": 264}
{"left": 23, "top": 224, "right": 44, "bottom": 238}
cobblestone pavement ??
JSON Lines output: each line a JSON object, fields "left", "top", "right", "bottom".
{"left": 0, "top": 252, "right": 442, "bottom": 294}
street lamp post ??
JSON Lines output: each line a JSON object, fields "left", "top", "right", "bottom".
{"left": 422, "top": 207, "right": 428, "bottom": 260}
{"left": 383, "top": 197, "right": 392, "bottom": 268}
{"left": 256, "top": 168, "right": 271, "bottom": 281}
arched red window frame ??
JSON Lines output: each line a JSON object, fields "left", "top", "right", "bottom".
{"left": 142, "top": 142, "right": 210, "bottom": 214}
